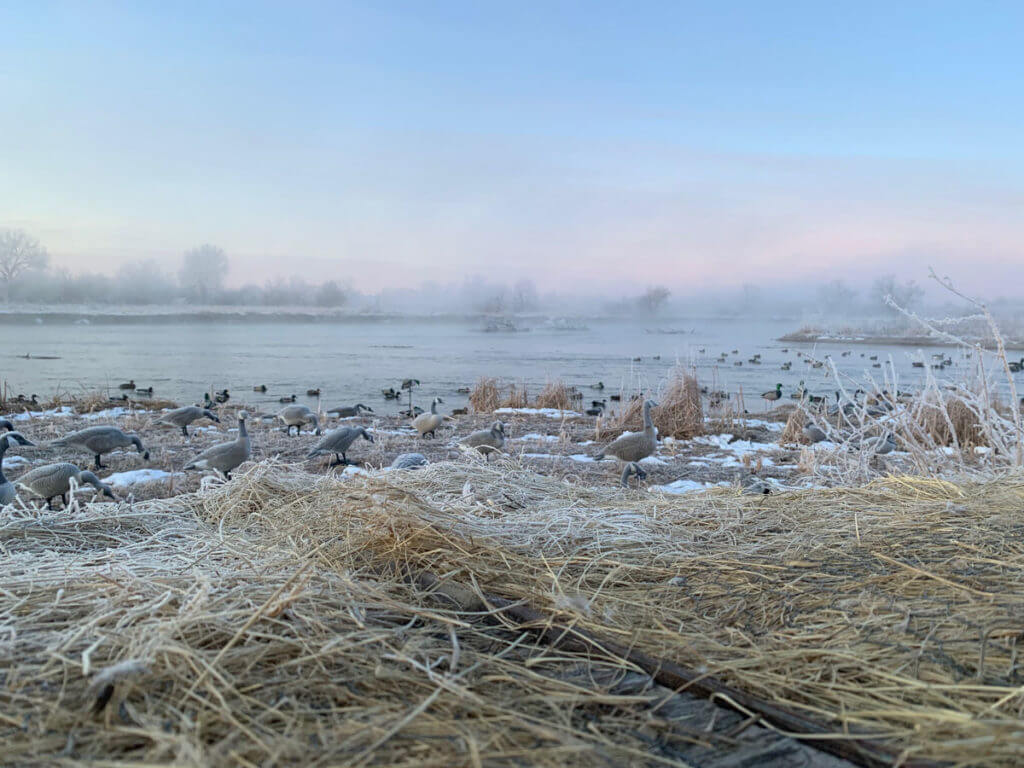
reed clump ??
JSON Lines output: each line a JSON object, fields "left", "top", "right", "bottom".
{"left": 533, "top": 380, "right": 574, "bottom": 411}
{"left": 778, "top": 407, "right": 807, "bottom": 444}
{"left": 609, "top": 369, "right": 704, "bottom": 439}
{"left": 468, "top": 376, "right": 500, "bottom": 413}
{"left": 500, "top": 382, "right": 530, "bottom": 409}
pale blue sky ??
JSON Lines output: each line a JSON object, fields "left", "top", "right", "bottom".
{"left": 2, "top": 1, "right": 1022, "bottom": 293}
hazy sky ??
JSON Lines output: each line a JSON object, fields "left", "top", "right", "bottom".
{"left": 3, "top": 1, "right": 1023, "bottom": 295}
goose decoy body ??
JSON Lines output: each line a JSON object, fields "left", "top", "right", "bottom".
{"left": 864, "top": 433, "right": 897, "bottom": 455}
{"left": 184, "top": 411, "right": 251, "bottom": 480}
{"left": 157, "top": 406, "right": 221, "bottom": 438}
{"left": 461, "top": 421, "right": 506, "bottom": 461}
{"left": 307, "top": 426, "right": 373, "bottom": 466}
{"left": 118, "top": 380, "right": 136, "bottom": 390}
{"left": 51, "top": 426, "right": 149, "bottom": 469}
{"left": 135, "top": 386, "right": 154, "bottom": 395}
{"left": 17, "top": 462, "right": 115, "bottom": 509}
{"left": 278, "top": 404, "right": 320, "bottom": 436}
{"left": 412, "top": 398, "right": 444, "bottom": 438}
{"left": 802, "top": 424, "right": 827, "bottom": 443}
{"left": 595, "top": 400, "right": 657, "bottom": 464}
{"left": 1009, "top": 358, "right": 1024, "bottom": 373}
{"left": 327, "top": 403, "right": 374, "bottom": 418}
{"left": 0, "top": 431, "right": 35, "bottom": 506}
{"left": 390, "top": 452, "right": 428, "bottom": 470}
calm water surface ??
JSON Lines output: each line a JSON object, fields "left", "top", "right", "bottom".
{"left": 0, "top": 316, "right": 986, "bottom": 413}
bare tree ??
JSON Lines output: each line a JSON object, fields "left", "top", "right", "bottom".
{"left": 315, "top": 280, "right": 347, "bottom": 307}
{"left": 637, "top": 286, "right": 671, "bottom": 315}
{"left": 816, "top": 279, "right": 858, "bottom": 313}
{"left": 0, "top": 229, "right": 49, "bottom": 302}
{"left": 179, "top": 244, "right": 229, "bottom": 304}
{"left": 511, "top": 279, "right": 538, "bottom": 312}
{"left": 871, "top": 274, "right": 923, "bottom": 317}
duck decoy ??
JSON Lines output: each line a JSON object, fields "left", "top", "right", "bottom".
{"left": 382, "top": 388, "right": 400, "bottom": 400}
{"left": 591, "top": 382, "right": 605, "bottom": 390}
{"left": 279, "top": 394, "right": 296, "bottom": 403}
{"left": 760, "top": 383, "right": 783, "bottom": 408}
{"left": 306, "top": 388, "right": 321, "bottom": 397}
{"left": 456, "top": 387, "right": 471, "bottom": 395}
{"left": 118, "top": 380, "right": 135, "bottom": 390}
{"left": 215, "top": 389, "right": 230, "bottom": 403}
{"left": 135, "top": 386, "right": 153, "bottom": 395}
{"left": 253, "top": 385, "right": 267, "bottom": 392}
{"left": 610, "top": 394, "right": 621, "bottom": 402}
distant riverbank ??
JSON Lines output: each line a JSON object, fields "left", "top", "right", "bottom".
{"left": 779, "top": 328, "right": 1024, "bottom": 351}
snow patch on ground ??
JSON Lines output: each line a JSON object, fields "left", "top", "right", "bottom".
{"left": 516, "top": 433, "right": 559, "bottom": 442}
{"left": 652, "top": 479, "right": 731, "bottom": 494}
{"left": 82, "top": 407, "right": 129, "bottom": 420}
{"left": 104, "top": 468, "right": 179, "bottom": 487}
{"left": 9, "top": 407, "right": 74, "bottom": 421}
{"left": 495, "top": 407, "right": 582, "bottom": 418}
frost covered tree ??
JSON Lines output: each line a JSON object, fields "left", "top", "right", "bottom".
{"left": 0, "top": 229, "right": 49, "bottom": 302}
{"left": 179, "top": 244, "right": 229, "bottom": 304}
{"left": 871, "top": 274, "right": 924, "bottom": 316}
{"left": 637, "top": 285, "right": 671, "bottom": 314}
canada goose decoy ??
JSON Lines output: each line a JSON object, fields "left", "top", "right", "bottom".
{"left": 864, "top": 433, "right": 897, "bottom": 455}
{"left": 620, "top": 462, "right": 647, "bottom": 488}
{"left": 215, "top": 389, "right": 230, "bottom": 404}
{"left": 118, "top": 380, "right": 136, "bottom": 390}
{"left": 0, "top": 431, "right": 35, "bottom": 506}
{"left": 1009, "top": 359, "right": 1024, "bottom": 373}
{"left": 802, "top": 423, "right": 827, "bottom": 444}
{"left": 253, "top": 385, "right": 267, "bottom": 392}
{"left": 184, "top": 411, "right": 251, "bottom": 480}
{"left": 17, "top": 462, "right": 115, "bottom": 509}
{"left": 591, "top": 399, "right": 607, "bottom": 408}
{"left": 413, "top": 398, "right": 445, "bottom": 438}
{"left": 306, "top": 388, "right": 321, "bottom": 397}
{"left": 51, "top": 426, "right": 149, "bottom": 469}
{"left": 382, "top": 388, "right": 400, "bottom": 400}
{"left": 327, "top": 403, "right": 374, "bottom": 418}
{"left": 278, "top": 404, "right": 320, "bottom": 436}
{"left": 279, "top": 394, "right": 296, "bottom": 403}
{"left": 594, "top": 400, "right": 657, "bottom": 464}
{"left": 592, "top": 382, "right": 605, "bottom": 390}
{"left": 400, "top": 406, "right": 424, "bottom": 417}
{"left": 390, "top": 452, "right": 428, "bottom": 470}
{"left": 109, "top": 394, "right": 128, "bottom": 403}
{"left": 461, "top": 421, "right": 506, "bottom": 461}
{"left": 135, "top": 386, "right": 154, "bottom": 395}
{"left": 307, "top": 426, "right": 374, "bottom": 466}
{"left": 761, "top": 383, "right": 783, "bottom": 408}
{"left": 157, "top": 406, "right": 221, "bottom": 438}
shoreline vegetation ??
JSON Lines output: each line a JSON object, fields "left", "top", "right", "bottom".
{"left": 780, "top": 326, "right": 1024, "bottom": 350}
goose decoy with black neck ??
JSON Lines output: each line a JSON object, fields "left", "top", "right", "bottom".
{"left": 157, "top": 406, "right": 221, "bottom": 438}
{"left": 307, "top": 426, "right": 373, "bottom": 466}
{"left": 0, "top": 431, "right": 35, "bottom": 506}
{"left": 17, "top": 462, "right": 114, "bottom": 509}
{"left": 412, "top": 398, "right": 444, "bottom": 438}
{"left": 135, "top": 386, "right": 153, "bottom": 395}
{"left": 595, "top": 400, "right": 657, "bottom": 463}
{"left": 461, "top": 421, "right": 506, "bottom": 460}
{"left": 278, "top": 404, "right": 320, "bottom": 436}
{"left": 51, "top": 426, "right": 149, "bottom": 469}
{"left": 620, "top": 462, "right": 647, "bottom": 488}
{"left": 184, "top": 411, "right": 251, "bottom": 480}
{"left": 591, "top": 382, "right": 605, "bottom": 390}
{"left": 328, "top": 403, "right": 374, "bottom": 418}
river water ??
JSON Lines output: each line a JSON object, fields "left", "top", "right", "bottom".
{"left": 0, "top": 314, "right": 991, "bottom": 413}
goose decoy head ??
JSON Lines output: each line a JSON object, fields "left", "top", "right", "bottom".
{"left": 361, "top": 428, "right": 375, "bottom": 443}
{"left": 0, "top": 419, "right": 13, "bottom": 432}
{"left": 0, "top": 431, "right": 33, "bottom": 449}
{"left": 80, "top": 471, "right": 116, "bottom": 500}
{"left": 130, "top": 435, "right": 150, "bottom": 460}
{"left": 355, "top": 403, "right": 374, "bottom": 413}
